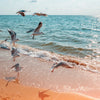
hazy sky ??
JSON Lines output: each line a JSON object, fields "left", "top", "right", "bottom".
{"left": 0, "top": 0, "right": 100, "bottom": 15}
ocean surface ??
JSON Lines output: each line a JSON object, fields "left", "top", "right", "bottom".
{"left": 0, "top": 15, "right": 100, "bottom": 58}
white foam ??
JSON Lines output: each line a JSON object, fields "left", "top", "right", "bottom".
{"left": 1, "top": 40, "right": 100, "bottom": 74}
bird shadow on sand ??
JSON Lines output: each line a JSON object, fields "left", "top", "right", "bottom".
{"left": 38, "top": 89, "right": 50, "bottom": 100}
{"left": 0, "top": 95, "right": 10, "bottom": 100}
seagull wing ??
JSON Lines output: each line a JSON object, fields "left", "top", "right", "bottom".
{"left": 34, "top": 27, "right": 40, "bottom": 32}
{"left": 34, "top": 23, "right": 42, "bottom": 32}
{"left": 20, "top": 12, "right": 25, "bottom": 16}
{"left": 26, "top": 29, "right": 34, "bottom": 33}
{"left": 8, "top": 29, "right": 16, "bottom": 41}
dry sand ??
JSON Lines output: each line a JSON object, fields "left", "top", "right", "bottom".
{"left": 0, "top": 48, "right": 100, "bottom": 100}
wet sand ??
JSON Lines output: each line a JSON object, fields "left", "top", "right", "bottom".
{"left": 0, "top": 79, "right": 95, "bottom": 100}
{"left": 0, "top": 48, "right": 100, "bottom": 100}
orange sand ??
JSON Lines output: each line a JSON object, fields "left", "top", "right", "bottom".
{"left": 0, "top": 79, "right": 95, "bottom": 100}
{"left": 0, "top": 48, "right": 100, "bottom": 100}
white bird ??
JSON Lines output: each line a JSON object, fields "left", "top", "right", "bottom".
{"left": 11, "top": 47, "right": 20, "bottom": 61}
{"left": 31, "top": 22, "right": 44, "bottom": 39}
{"left": 8, "top": 29, "right": 19, "bottom": 47}
{"left": 51, "top": 62, "right": 73, "bottom": 72}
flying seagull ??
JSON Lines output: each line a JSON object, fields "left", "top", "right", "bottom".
{"left": 8, "top": 29, "right": 19, "bottom": 47}
{"left": 11, "top": 63, "right": 23, "bottom": 81}
{"left": 33, "top": 12, "right": 47, "bottom": 16}
{"left": 31, "top": 22, "right": 44, "bottom": 39}
{"left": 11, "top": 47, "right": 20, "bottom": 61}
{"left": 11, "top": 63, "right": 22, "bottom": 72}
{"left": 51, "top": 62, "right": 73, "bottom": 72}
{"left": 16, "top": 10, "right": 27, "bottom": 16}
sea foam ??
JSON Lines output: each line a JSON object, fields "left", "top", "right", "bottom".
{"left": 0, "top": 40, "right": 100, "bottom": 74}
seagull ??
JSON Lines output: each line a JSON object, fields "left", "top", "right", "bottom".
{"left": 31, "top": 22, "right": 44, "bottom": 39}
{"left": 0, "top": 39, "right": 10, "bottom": 50}
{"left": 50, "top": 62, "right": 73, "bottom": 72}
{"left": 0, "top": 38, "right": 8, "bottom": 44}
{"left": 16, "top": 10, "right": 27, "bottom": 16}
{"left": 11, "top": 63, "right": 23, "bottom": 81}
{"left": 8, "top": 29, "right": 19, "bottom": 46}
{"left": 33, "top": 12, "right": 47, "bottom": 16}
{"left": 11, "top": 63, "right": 22, "bottom": 72}
{"left": 5, "top": 77, "right": 16, "bottom": 86}
{"left": 11, "top": 47, "right": 20, "bottom": 61}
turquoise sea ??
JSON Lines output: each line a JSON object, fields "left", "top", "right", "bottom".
{"left": 0, "top": 15, "right": 100, "bottom": 58}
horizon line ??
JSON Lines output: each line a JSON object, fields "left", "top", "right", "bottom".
{"left": 0, "top": 14, "right": 93, "bottom": 16}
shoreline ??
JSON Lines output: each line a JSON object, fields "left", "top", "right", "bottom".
{"left": 0, "top": 44, "right": 100, "bottom": 99}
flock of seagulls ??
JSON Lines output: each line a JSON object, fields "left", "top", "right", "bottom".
{"left": 3, "top": 9, "right": 73, "bottom": 86}
{"left": 4, "top": 9, "right": 47, "bottom": 86}
{"left": 16, "top": 10, "right": 48, "bottom": 17}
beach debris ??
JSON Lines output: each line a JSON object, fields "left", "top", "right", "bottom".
{"left": 11, "top": 47, "right": 20, "bottom": 61}
{"left": 51, "top": 61, "right": 73, "bottom": 72}
{"left": 31, "top": 22, "right": 44, "bottom": 39}
{"left": 33, "top": 12, "right": 47, "bottom": 16}
{"left": 8, "top": 29, "right": 19, "bottom": 47}
{"left": 16, "top": 10, "right": 27, "bottom": 16}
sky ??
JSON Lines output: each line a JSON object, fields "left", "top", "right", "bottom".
{"left": 0, "top": 0, "right": 100, "bottom": 15}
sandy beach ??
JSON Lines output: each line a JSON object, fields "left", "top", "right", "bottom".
{"left": 0, "top": 79, "right": 95, "bottom": 100}
{"left": 0, "top": 48, "right": 100, "bottom": 100}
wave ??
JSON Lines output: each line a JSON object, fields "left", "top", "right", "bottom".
{"left": 41, "top": 42, "right": 94, "bottom": 57}
{"left": 66, "top": 27, "right": 100, "bottom": 32}
{"left": 81, "top": 28, "right": 100, "bottom": 32}
{"left": 0, "top": 40, "right": 100, "bottom": 74}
